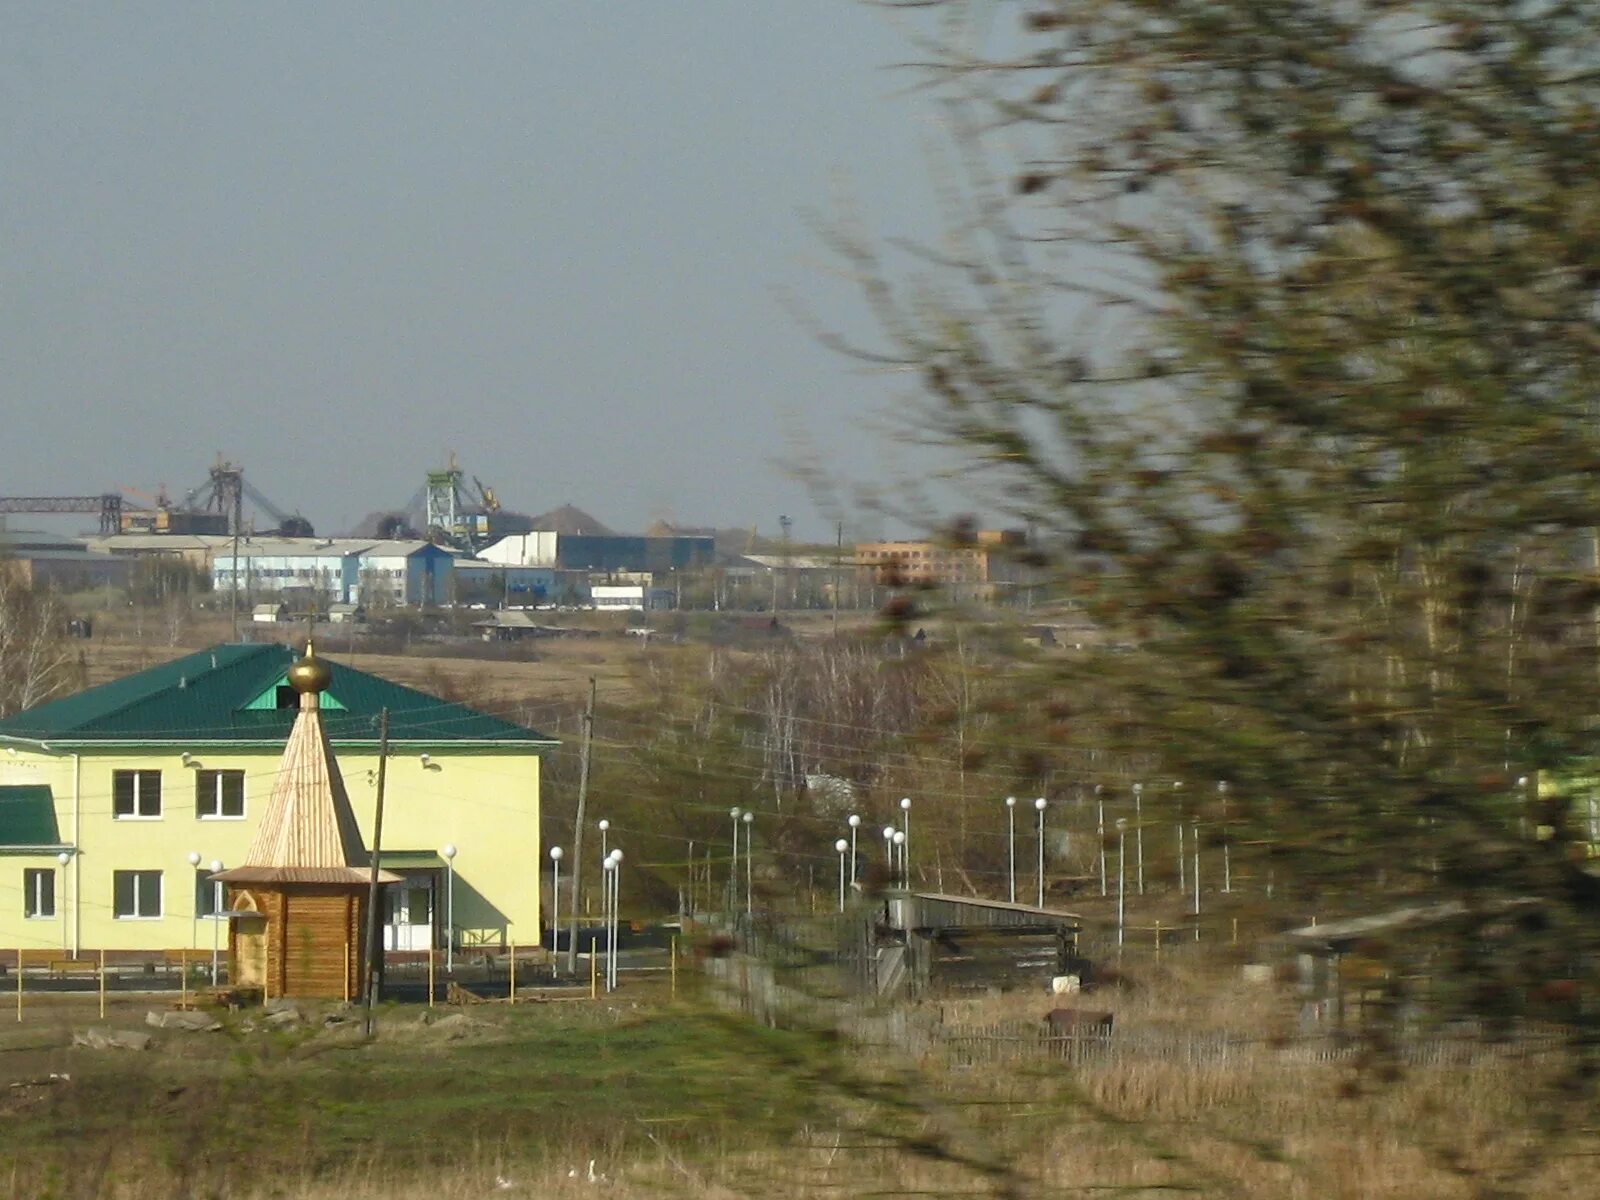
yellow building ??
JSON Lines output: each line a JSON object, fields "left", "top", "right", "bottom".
{"left": 0, "top": 643, "right": 554, "bottom": 960}
{"left": 854, "top": 529, "right": 1027, "bottom": 591}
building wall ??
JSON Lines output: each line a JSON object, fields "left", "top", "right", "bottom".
{"left": 480, "top": 532, "right": 561, "bottom": 568}
{"left": 854, "top": 533, "right": 1027, "bottom": 588}
{"left": 451, "top": 565, "right": 586, "bottom": 607}
{"left": 556, "top": 535, "right": 714, "bottom": 572}
{"left": 0, "top": 746, "right": 540, "bottom": 955}
{"left": 212, "top": 555, "right": 353, "bottom": 601}
{"left": 213, "top": 547, "right": 455, "bottom": 607}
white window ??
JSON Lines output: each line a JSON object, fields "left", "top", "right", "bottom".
{"left": 23, "top": 869, "right": 55, "bottom": 919}
{"left": 113, "top": 770, "right": 162, "bottom": 819}
{"left": 113, "top": 870, "right": 162, "bottom": 919}
{"left": 194, "top": 868, "right": 224, "bottom": 918}
{"left": 196, "top": 770, "right": 245, "bottom": 819}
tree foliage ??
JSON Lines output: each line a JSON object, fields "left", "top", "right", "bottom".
{"left": 851, "top": 0, "right": 1600, "bottom": 1030}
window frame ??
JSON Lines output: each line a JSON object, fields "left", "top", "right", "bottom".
{"left": 195, "top": 769, "right": 246, "bottom": 821}
{"left": 193, "top": 868, "right": 225, "bottom": 919}
{"left": 112, "top": 769, "right": 163, "bottom": 820}
{"left": 112, "top": 869, "right": 163, "bottom": 920}
{"left": 23, "top": 868, "right": 56, "bottom": 920}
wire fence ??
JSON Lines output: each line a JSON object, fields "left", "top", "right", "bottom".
{"left": 934, "top": 1019, "right": 1572, "bottom": 1069}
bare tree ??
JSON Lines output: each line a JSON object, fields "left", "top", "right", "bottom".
{"left": 0, "top": 564, "right": 77, "bottom": 717}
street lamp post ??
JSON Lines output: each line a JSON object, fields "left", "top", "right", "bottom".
{"left": 728, "top": 808, "right": 741, "bottom": 910}
{"left": 1133, "top": 783, "right": 1144, "bottom": 896}
{"left": 742, "top": 811, "right": 754, "bottom": 916}
{"left": 609, "top": 848, "right": 624, "bottom": 990}
{"left": 1005, "top": 797, "right": 1017, "bottom": 903}
{"left": 598, "top": 819, "right": 609, "bottom": 864}
{"left": 1116, "top": 818, "right": 1128, "bottom": 948}
{"left": 1219, "top": 781, "right": 1231, "bottom": 893}
{"left": 1095, "top": 786, "right": 1107, "bottom": 897}
{"left": 602, "top": 853, "right": 616, "bottom": 992}
{"left": 1192, "top": 822, "right": 1201, "bottom": 923}
{"left": 56, "top": 851, "right": 70, "bottom": 956}
{"left": 441, "top": 843, "right": 457, "bottom": 973}
{"left": 892, "top": 831, "right": 906, "bottom": 883}
{"left": 1174, "top": 780, "right": 1185, "bottom": 893}
{"left": 187, "top": 850, "right": 202, "bottom": 969}
{"left": 835, "top": 839, "right": 848, "bottom": 912}
{"left": 1034, "top": 797, "right": 1048, "bottom": 908}
{"left": 209, "top": 860, "right": 224, "bottom": 984}
{"left": 899, "top": 797, "right": 912, "bottom": 884}
{"left": 847, "top": 814, "right": 860, "bottom": 884}
{"left": 880, "top": 825, "right": 895, "bottom": 886}
{"left": 549, "top": 846, "right": 564, "bottom": 959}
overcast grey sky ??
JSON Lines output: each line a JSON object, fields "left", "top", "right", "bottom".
{"left": 2, "top": 4, "right": 940, "bottom": 540}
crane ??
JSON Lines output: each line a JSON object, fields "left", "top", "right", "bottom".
{"left": 179, "top": 457, "right": 314, "bottom": 538}
{"left": 0, "top": 495, "right": 123, "bottom": 534}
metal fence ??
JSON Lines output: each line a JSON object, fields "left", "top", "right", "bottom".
{"left": 934, "top": 1019, "right": 1571, "bottom": 1069}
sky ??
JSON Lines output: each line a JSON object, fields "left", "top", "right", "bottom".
{"left": 1, "top": 4, "right": 945, "bottom": 541}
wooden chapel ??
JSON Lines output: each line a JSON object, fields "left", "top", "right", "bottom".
{"left": 213, "top": 643, "right": 399, "bottom": 1000}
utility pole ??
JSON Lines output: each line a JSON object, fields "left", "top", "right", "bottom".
{"left": 831, "top": 520, "right": 842, "bottom": 638}
{"left": 779, "top": 514, "right": 792, "bottom": 612}
{"left": 361, "top": 708, "right": 391, "bottom": 1036}
{"left": 566, "top": 678, "right": 596, "bottom": 974}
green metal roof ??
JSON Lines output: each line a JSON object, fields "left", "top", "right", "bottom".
{"left": 373, "top": 850, "right": 446, "bottom": 870}
{"left": 0, "top": 644, "right": 555, "bottom": 750}
{"left": 0, "top": 786, "right": 63, "bottom": 847}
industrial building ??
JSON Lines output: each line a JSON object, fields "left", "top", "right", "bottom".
{"left": 0, "top": 529, "right": 133, "bottom": 591}
{"left": 210, "top": 539, "right": 455, "bottom": 607}
{"left": 480, "top": 531, "right": 714, "bottom": 574}
{"left": 450, "top": 562, "right": 589, "bottom": 608}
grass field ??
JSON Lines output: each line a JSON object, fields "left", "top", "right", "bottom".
{"left": 0, "top": 992, "right": 829, "bottom": 1199}
{"left": 2, "top": 957, "right": 1594, "bottom": 1200}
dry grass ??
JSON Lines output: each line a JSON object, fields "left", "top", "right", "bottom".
{"left": 69, "top": 622, "right": 643, "bottom": 714}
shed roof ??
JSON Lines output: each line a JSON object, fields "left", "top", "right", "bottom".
{"left": 1282, "top": 898, "right": 1539, "bottom": 953}
{"left": 0, "top": 643, "right": 555, "bottom": 750}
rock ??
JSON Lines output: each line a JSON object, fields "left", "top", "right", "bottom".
{"left": 263, "top": 997, "right": 301, "bottom": 1015}
{"left": 322, "top": 1012, "right": 355, "bottom": 1029}
{"left": 263, "top": 1007, "right": 302, "bottom": 1028}
{"left": 428, "top": 1012, "right": 480, "bottom": 1040}
{"left": 1051, "top": 974, "right": 1081, "bottom": 995}
{"left": 1241, "top": 963, "right": 1274, "bottom": 985}
{"left": 152, "top": 1010, "right": 223, "bottom": 1032}
{"left": 73, "top": 1027, "right": 152, "bottom": 1051}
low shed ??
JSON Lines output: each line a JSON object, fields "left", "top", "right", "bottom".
{"left": 855, "top": 891, "right": 1084, "bottom": 999}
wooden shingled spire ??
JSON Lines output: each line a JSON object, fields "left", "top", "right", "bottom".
{"left": 215, "top": 642, "right": 399, "bottom": 887}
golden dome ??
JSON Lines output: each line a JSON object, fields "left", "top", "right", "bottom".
{"left": 286, "top": 642, "right": 332, "bottom": 694}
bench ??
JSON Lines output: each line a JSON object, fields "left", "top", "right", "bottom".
{"left": 49, "top": 959, "right": 98, "bottom": 979}
{"left": 16, "top": 948, "right": 56, "bottom": 970}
